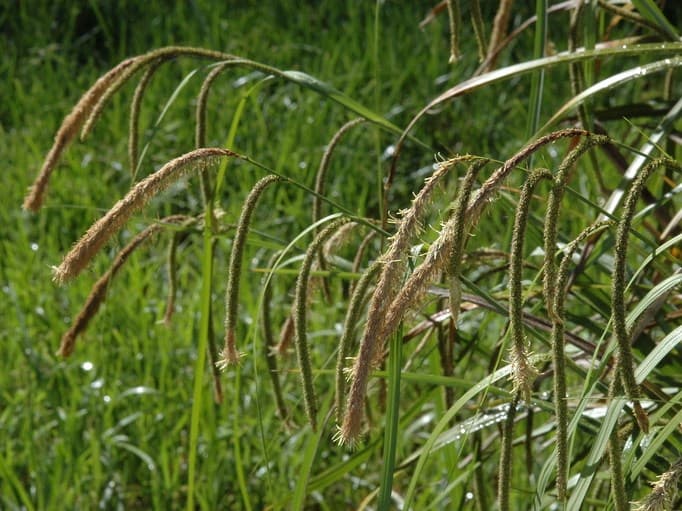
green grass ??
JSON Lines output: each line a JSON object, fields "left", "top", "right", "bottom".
{"left": 2, "top": 1, "right": 681, "bottom": 510}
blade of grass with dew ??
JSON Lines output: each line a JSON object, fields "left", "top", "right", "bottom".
{"left": 377, "top": 328, "right": 403, "bottom": 511}
{"left": 539, "top": 56, "right": 682, "bottom": 134}
{"left": 567, "top": 324, "right": 682, "bottom": 509}
{"left": 631, "top": 0, "right": 680, "bottom": 40}
{"left": 630, "top": 386, "right": 682, "bottom": 478}
{"left": 396, "top": 42, "right": 682, "bottom": 145}
{"left": 626, "top": 232, "right": 682, "bottom": 289}
{"left": 627, "top": 273, "right": 682, "bottom": 333}
{"left": 599, "top": 96, "right": 682, "bottom": 221}
{"left": 402, "top": 360, "right": 528, "bottom": 509}
{"left": 634, "top": 325, "right": 682, "bottom": 386}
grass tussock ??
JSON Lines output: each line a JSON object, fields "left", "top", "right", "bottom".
{"left": 10, "top": 2, "right": 682, "bottom": 509}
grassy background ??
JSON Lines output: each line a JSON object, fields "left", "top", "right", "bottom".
{"left": 2, "top": 1, "right": 680, "bottom": 510}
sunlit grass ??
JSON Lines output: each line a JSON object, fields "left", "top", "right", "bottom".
{"left": 3, "top": 2, "right": 681, "bottom": 510}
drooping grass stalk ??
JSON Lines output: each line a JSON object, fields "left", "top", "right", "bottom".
{"left": 543, "top": 135, "right": 608, "bottom": 321}
{"left": 260, "top": 252, "right": 290, "bottom": 423}
{"left": 81, "top": 47, "right": 235, "bottom": 142}
{"left": 338, "top": 132, "right": 590, "bottom": 446}
{"left": 338, "top": 155, "right": 471, "bottom": 445}
{"left": 195, "top": 62, "right": 242, "bottom": 211}
{"left": 23, "top": 57, "right": 137, "bottom": 211}
{"left": 383, "top": 130, "right": 589, "bottom": 348}
{"left": 446, "top": 158, "right": 489, "bottom": 325}
{"left": 57, "top": 215, "right": 187, "bottom": 357}
{"left": 552, "top": 220, "right": 613, "bottom": 502}
{"left": 23, "top": 46, "right": 236, "bottom": 212}
{"left": 632, "top": 458, "right": 682, "bottom": 511}
{"left": 129, "top": 57, "right": 164, "bottom": 175}
{"left": 219, "top": 175, "right": 281, "bottom": 368}
{"left": 295, "top": 217, "right": 352, "bottom": 430}
{"left": 611, "top": 157, "right": 682, "bottom": 433}
{"left": 445, "top": 0, "right": 461, "bottom": 63}
{"left": 335, "top": 260, "right": 381, "bottom": 425}
{"left": 498, "top": 392, "right": 521, "bottom": 511}
{"left": 508, "top": 168, "right": 551, "bottom": 402}
{"left": 52, "top": 147, "right": 239, "bottom": 284}
{"left": 312, "top": 118, "right": 365, "bottom": 227}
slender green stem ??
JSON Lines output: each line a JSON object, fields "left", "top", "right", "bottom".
{"left": 186, "top": 221, "right": 214, "bottom": 511}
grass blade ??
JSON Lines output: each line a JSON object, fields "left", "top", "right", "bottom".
{"left": 631, "top": 0, "right": 680, "bottom": 40}
{"left": 540, "top": 57, "right": 682, "bottom": 133}
{"left": 377, "top": 329, "right": 403, "bottom": 511}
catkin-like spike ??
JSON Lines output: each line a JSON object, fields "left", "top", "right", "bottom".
{"left": 379, "top": 130, "right": 590, "bottom": 352}
{"left": 446, "top": 159, "right": 489, "bottom": 325}
{"left": 335, "top": 261, "right": 381, "bottom": 425}
{"left": 612, "top": 157, "right": 682, "bottom": 433}
{"left": 446, "top": 0, "right": 461, "bottom": 63}
{"left": 338, "top": 155, "right": 473, "bottom": 445}
{"left": 508, "top": 169, "right": 551, "bottom": 402}
{"left": 552, "top": 220, "right": 613, "bottom": 503}
{"left": 313, "top": 118, "right": 365, "bottom": 228}
{"left": 497, "top": 392, "right": 520, "bottom": 511}
{"left": 58, "top": 215, "right": 187, "bottom": 357}
{"left": 129, "top": 58, "right": 164, "bottom": 175}
{"left": 81, "top": 47, "right": 235, "bottom": 142}
{"left": 53, "top": 148, "right": 239, "bottom": 284}
{"left": 24, "top": 46, "right": 235, "bottom": 212}
{"left": 633, "top": 458, "right": 682, "bottom": 511}
{"left": 218, "top": 175, "right": 281, "bottom": 368}
{"left": 543, "top": 132, "right": 609, "bottom": 324}
{"left": 295, "top": 217, "right": 353, "bottom": 431}
{"left": 23, "top": 57, "right": 138, "bottom": 212}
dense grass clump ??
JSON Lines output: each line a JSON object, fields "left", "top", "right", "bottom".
{"left": 3, "top": 2, "right": 682, "bottom": 510}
